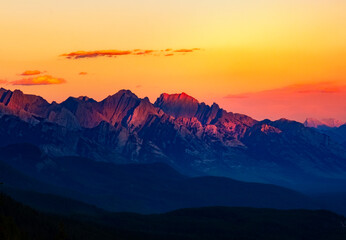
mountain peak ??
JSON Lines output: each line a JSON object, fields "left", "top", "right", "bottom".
{"left": 0, "top": 88, "right": 48, "bottom": 114}
{"left": 77, "top": 96, "right": 96, "bottom": 102}
{"left": 154, "top": 92, "right": 199, "bottom": 118}
{"left": 160, "top": 92, "right": 198, "bottom": 103}
{"left": 102, "top": 89, "right": 138, "bottom": 101}
{"left": 116, "top": 89, "right": 137, "bottom": 97}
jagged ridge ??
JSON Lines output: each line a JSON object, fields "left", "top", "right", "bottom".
{"left": 0, "top": 87, "right": 346, "bottom": 191}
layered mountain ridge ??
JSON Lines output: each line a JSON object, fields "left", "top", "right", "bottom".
{"left": 1, "top": 87, "right": 346, "bottom": 191}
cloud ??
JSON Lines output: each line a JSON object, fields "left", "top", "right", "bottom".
{"left": 0, "top": 80, "right": 8, "bottom": 84}
{"left": 20, "top": 70, "right": 42, "bottom": 76}
{"left": 11, "top": 75, "right": 66, "bottom": 86}
{"left": 133, "top": 50, "right": 155, "bottom": 55}
{"left": 165, "top": 54, "right": 174, "bottom": 57}
{"left": 292, "top": 82, "right": 342, "bottom": 94}
{"left": 224, "top": 82, "right": 344, "bottom": 99}
{"left": 61, "top": 48, "right": 202, "bottom": 59}
{"left": 297, "top": 87, "right": 340, "bottom": 94}
{"left": 320, "top": 88, "right": 340, "bottom": 93}
{"left": 174, "top": 48, "right": 201, "bottom": 53}
{"left": 61, "top": 50, "right": 132, "bottom": 59}
{"left": 221, "top": 81, "right": 346, "bottom": 122}
{"left": 79, "top": 72, "right": 88, "bottom": 75}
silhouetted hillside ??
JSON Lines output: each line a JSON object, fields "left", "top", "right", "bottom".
{"left": 1, "top": 193, "right": 346, "bottom": 240}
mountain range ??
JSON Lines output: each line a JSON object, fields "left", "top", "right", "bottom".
{"left": 1, "top": 87, "right": 346, "bottom": 193}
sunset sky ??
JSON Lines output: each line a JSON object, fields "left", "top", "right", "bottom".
{"left": 1, "top": 0, "right": 345, "bottom": 122}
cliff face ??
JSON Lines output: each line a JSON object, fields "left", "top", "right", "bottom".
{"left": 0, "top": 88, "right": 50, "bottom": 122}
{"left": 154, "top": 92, "right": 200, "bottom": 118}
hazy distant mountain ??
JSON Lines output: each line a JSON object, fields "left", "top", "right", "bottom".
{"left": 304, "top": 118, "right": 346, "bottom": 148}
{"left": 304, "top": 117, "right": 345, "bottom": 129}
{"left": 1, "top": 88, "right": 346, "bottom": 192}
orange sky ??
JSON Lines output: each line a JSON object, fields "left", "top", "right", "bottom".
{"left": 0, "top": 0, "right": 345, "bottom": 122}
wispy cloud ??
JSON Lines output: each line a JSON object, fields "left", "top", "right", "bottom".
{"left": 61, "top": 50, "right": 132, "bottom": 59}
{"left": 174, "top": 48, "right": 201, "bottom": 53}
{"left": 0, "top": 80, "right": 8, "bottom": 84}
{"left": 20, "top": 70, "right": 42, "bottom": 76}
{"left": 11, "top": 75, "right": 66, "bottom": 86}
{"left": 61, "top": 48, "right": 202, "bottom": 59}
{"left": 133, "top": 50, "right": 155, "bottom": 55}
{"left": 224, "top": 81, "right": 344, "bottom": 99}
{"left": 288, "top": 81, "right": 342, "bottom": 94}
{"left": 297, "top": 87, "right": 341, "bottom": 94}
{"left": 320, "top": 88, "right": 340, "bottom": 93}
{"left": 79, "top": 72, "right": 88, "bottom": 75}
{"left": 221, "top": 81, "right": 346, "bottom": 122}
